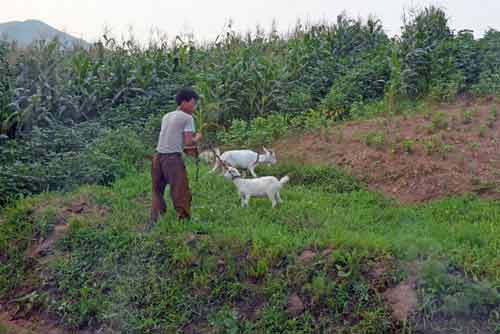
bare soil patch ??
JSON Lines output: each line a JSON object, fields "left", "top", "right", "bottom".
{"left": 274, "top": 99, "right": 500, "bottom": 202}
{"left": 26, "top": 197, "right": 107, "bottom": 258}
{"left": 0, "top": 310, "right": 62, "bottom": 334}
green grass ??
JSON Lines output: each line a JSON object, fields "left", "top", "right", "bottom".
{"left": 0, "top": 161, "right": 499, "bottom": 333}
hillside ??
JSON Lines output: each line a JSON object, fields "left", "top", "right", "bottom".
{"left": 1, "top": 100, "right": 499, "bottom": 333}
{"left": 0, "top": 19, "right": 88, "bottom": 47}
{"left": 275, "top": 98, "right": 500, "bottom": 203}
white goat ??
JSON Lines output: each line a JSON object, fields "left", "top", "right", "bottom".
{"left": 223, "top": 166, "right": 289, "bottom": 208}
{"left": 210, "top": 147, "right": 277, "bottom": 177}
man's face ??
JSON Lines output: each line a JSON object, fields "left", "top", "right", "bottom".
{"left": 181, "top": 98, "right": 197, "bottom": 113}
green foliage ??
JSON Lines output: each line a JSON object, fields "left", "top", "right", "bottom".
{"left": 208, "top": 306, "right": 241, "bottom": 334}
{"left": 471, "top": 29, "right": 500, "bottom": 95}
{"left": 423, "top": 136, "right": 440, "bottom": 155}
{"left": 385, "top": 46, "right": 403, "bottom": 114}
{"left": 82, "top": 126, "right": 149, "bottom": 182}
{"left": 364, "top": 132, "right": 386, "bottom": 149}
{"left": 257, "top": 163, "right": 363, "bottom": 193}
{"left": 431, "top": 111, "right": 449, "bottom": 131}
{"left": 0, "top": 199, "right": 36, "bottom": 296}
{"left": 462, "top": 109, "right": 474, "bottom": 124}
{"left": 400, "top": 6, "right": 453, "bottom": 98}
{"left": 247, "top": 115, "right": 288, "bottom": 147}
{"left": 0, "top": 123, "right": 147, "bottom": 206}
{"left": 34, "top": 207, "right": 58, "bottom": 240}
{"left": 419, "top": 260, "right": 500, "bottom": 321}
{"left": 491, "top": 104, "right": 498, "bottom": 120}
{"left": 319, "top": 43, "right": 391, "bottom": 119}
{"left": 218, "top": 110, "right": 331, "bottom": 147}
{"left": 0, "top": 8, "right": 498, "bottom": 143}
{"left": 217, "top": 119, "right": 249, "bottom": 147}
{"left": 288, "top": 108, "right": 333, "bottom": 132}
{"left": 479, "top": 125, "right": 486, "bottom": 137}
{"left": 439, "top": 143, "right": 453, "bottom": 159}
{"left": 400, "top": 138, "right": 416, "bottom": 153}
{"left": 398, "top": 7, "right": 496, "bottom": 101}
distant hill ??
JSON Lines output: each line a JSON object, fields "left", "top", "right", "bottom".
{"left": 0, "top": 19, "right": 89, "bottom": 47}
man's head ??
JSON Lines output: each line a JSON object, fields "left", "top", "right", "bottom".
{"left": 176, "top": 87, "right": 199, "bottom": 114}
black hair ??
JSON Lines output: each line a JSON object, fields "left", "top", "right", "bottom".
{"left": 175, "top": 87, "right": 199, "bottom": 106}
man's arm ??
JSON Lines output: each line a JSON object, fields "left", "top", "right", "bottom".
{"left": 183, "top": 132, "right": 202, "bottom": 146}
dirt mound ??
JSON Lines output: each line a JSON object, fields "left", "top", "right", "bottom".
{"left": 1, "top": 197, "right": 107, "bottom": 334}
{"left": 383, "top": 279, "right": 418, "bottom": 322}
{"left": 287, "top": 293, "right": 305, "bottom": 317}
{"left": 0, "top": 311, "right": 62, "bottom": 334}
{"left": 26, "top": 224, "right": 70, "bottom": 258}
{"left": 274, "top": 99, "right": 500, "bottom": 202}
{"left": 26, "top": 198, "right": 107, "bottom": 259}
{"left": 298, "top": 250, "right": 317, "bottom": 264}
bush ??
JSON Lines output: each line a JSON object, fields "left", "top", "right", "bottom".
{"left": 0, "top": 124, "right": 148, "bottom": 207}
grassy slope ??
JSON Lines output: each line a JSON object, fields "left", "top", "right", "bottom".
{"left": 1, "top": 161, "right": 499, "bottom": 333}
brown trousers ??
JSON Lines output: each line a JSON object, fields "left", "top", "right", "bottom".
{"left": 150, "top": 153, "right": 191, "bottom": 222}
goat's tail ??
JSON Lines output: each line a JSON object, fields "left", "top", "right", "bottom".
{"left": 279, "top": 175, "right": 290, "bottom": 186}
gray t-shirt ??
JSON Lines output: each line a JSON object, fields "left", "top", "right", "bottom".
{"left": 156, "top": 110, "right": 195, "bottom": 153}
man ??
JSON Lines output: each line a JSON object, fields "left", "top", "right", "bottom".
{"left": 150, "top": 87, "right": 202, "bottom": 223}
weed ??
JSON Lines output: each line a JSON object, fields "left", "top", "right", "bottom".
{"left": 462, "top": 109, "right": 474, "bottom": 124}
{"left": 423, "top": 136, "right": 440, "bottom": 155}
{"left": 400, "top": 138, "right": 416, "bottom": 154}
{"left": 431, "top": 112, "right": 449, "bottom": 131}
{"left": 439, "top": 143, "right": 453, "bottom": 159}
{"left": 364, "top": 132, "right": 386, "bottom": 149}
{"left": 479, "top": 125, "right": 486, "bottom": 137}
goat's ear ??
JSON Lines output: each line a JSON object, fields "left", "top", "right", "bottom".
{"left": 263, "top": 146, "right": 269, "bottom": 153}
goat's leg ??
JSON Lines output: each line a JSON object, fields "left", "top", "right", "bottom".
{"left": 212, "top": 160, "right": 219, "bottom": 173}
{"left": 249, "top": 165, "right": 258, "bottom": 178}
{"left": 275, "top": 192, "right": 283, "bottom": 203}
{"left": 240, "top": 193, "right": 249, "bottom": 207}
{"left": 209, "top": 159, "right": 219, "bottom": 174}
{"left": 268, "top": 192, "right": 277, "bottom": 208}
{"left": 243, "top": 194, "right": 250, "bottom": 207}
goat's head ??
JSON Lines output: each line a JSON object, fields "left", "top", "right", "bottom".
{"left": 223, "top": 166, "right": 241, "bottom": 180}
{"left": 262, "top": 147, "right": 277, "bottom": 164}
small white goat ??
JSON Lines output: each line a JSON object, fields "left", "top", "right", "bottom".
{"left": 211, "top": 147, "right": 277, "bottom": 177}
{"left": 223, "top": 166, "right": 289, "bottom": 208}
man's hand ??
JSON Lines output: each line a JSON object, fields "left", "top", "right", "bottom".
{"left": 184, "top": 132, "right": 201, "bottom": 146}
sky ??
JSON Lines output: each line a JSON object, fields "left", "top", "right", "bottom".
{"left": 1, "top": 0, "right": 499, "bottom": 43}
